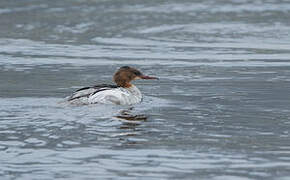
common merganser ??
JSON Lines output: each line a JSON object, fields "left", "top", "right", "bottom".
{"left": 66, "top": 66, "right": 158, "bottom": 105}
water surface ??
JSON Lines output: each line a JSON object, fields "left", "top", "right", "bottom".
{"left": 1, "top": 0, "right": 290, "bottom": 179}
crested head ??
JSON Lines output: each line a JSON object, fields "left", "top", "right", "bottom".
{"left": 113, "top": 66, "right": 158, "bottom": 88}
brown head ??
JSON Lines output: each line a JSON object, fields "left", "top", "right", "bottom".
{"left": 113, "top": 66, "right": 158, "bottom": 88}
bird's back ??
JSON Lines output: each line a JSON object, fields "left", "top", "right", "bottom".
{"left": 67, "top": 84, "right": 119, "bottom": 105}
{"left": 66, "top": 84, "right": 142, "bottom": 105}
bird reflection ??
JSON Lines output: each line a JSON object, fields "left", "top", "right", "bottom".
{"left": 114, "top": 107, "right": 147, "bottom": 130}
{"left": 115, "top": 107, "right": 147, "bottom": 121}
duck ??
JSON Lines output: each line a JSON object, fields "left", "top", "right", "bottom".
{"left": 66, "top": 66, "right": 158, "bottom": 105}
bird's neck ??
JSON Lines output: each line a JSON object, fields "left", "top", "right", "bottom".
{"left": 123, "top": 82, "right": 132, "bottom": 88}
{"left": 126, "top": 84, "right": 142, "bottom": 97}
{"left": 114, "top": 78, "right": 132, "bottom": 88}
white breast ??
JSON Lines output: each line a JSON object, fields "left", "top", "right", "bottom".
{"left": 88, "top": 85, "right": 142, "bottom": 105}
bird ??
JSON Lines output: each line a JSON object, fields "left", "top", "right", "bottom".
{"left": 66, "top": 66, "right": 158, "bottom": 105}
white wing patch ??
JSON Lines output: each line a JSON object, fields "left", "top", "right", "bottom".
{"left": 66, "top": 85, "right": 142, "bottom": 105}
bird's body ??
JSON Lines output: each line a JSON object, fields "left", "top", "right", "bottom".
{"left": 67, "top": 84, "right": 142, "bottom": 105}
{"left": 66, "top": 66, "right": 157, "bottom": 105}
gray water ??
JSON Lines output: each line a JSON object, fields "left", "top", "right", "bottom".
{"left": 1, "top": 0, "right": 290, "bottom": 179}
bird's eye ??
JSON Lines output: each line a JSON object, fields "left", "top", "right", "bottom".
{"left": 134, "top": 71, "right": 142, "bottom": 76}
